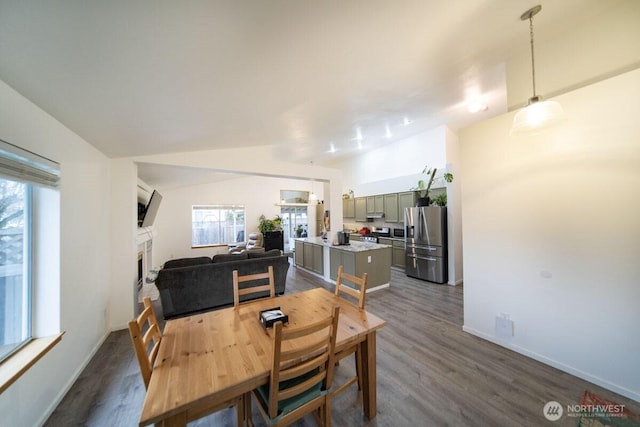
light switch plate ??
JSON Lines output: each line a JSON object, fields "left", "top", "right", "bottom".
{"left": 495, "top": 316, "right": 514, "bottom": 339}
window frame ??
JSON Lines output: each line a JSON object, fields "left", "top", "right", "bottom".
{"left": 191, "top": 205, "right": 246, "bottom": 247}
{"left": 0, "top": 180, "right": 32, "bottom": 363}
{"left": 0, "top": 139, "right": 62, "bottom": 391}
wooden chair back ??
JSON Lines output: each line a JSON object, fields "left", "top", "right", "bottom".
{"left": 256, "top": 305, "right": 339, "bottom": 425}
{"left": 128, "top": 297, "right": 162, "bottom": 389}
{"left": 233, "top": 265, "right": 276, "bottom": 309}
{"left": 335, "top": 265, "right": 368, "bottom": 309}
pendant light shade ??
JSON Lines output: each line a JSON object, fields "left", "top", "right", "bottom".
{"left": 511, "top": 5, "right": 565, "bottom": 134}
{"left": 512, "top": 99, "right": 565, "bottom": 134}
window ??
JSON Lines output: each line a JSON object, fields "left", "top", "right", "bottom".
{"left": 192, "top": 205, "right": 245, "bottom": 246}
{"left": 0, "top": 139, "right": 59, "bottom": 364}
{"left": 0, "top": 180, "right": 30, "bottom": 361}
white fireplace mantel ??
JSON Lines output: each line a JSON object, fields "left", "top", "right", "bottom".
{"left": 136, "top": 226, "right": 154, "bottom": 245}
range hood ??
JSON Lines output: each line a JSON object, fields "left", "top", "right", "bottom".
{"left": 366, "top": 213, "right": 385, "bottom": 219}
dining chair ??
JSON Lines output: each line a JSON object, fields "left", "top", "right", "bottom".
{"left": 233, "top": 265, "right": 275, "bottom": 309}
{"left": 331, "top": 265, "right": 368, "bottom": 399}
{"left": 128, "top": 296, "right": 162, "bottom": 389}
{"left": 251, "top": 305, "right": 340, "bottom": 427}
{"left": 128, "top": 297, "right": 249, "bottom": 426}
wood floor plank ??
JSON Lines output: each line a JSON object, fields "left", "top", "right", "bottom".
{"left": 45, "top": 262, "right": 640, "bottom": 426}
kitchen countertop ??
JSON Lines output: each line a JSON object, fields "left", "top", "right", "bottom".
{"left": 294, "top": 236, "right": 391, "bottom": 253}
{"left": 350, "top": 234, "right": 405, "bottom": 242}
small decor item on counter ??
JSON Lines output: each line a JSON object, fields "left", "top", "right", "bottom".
{"left": 411, "top": 165, "right": 454, "bottom": 207}
{"left": 359, "top": 227, "right": 370, "bottom": 235}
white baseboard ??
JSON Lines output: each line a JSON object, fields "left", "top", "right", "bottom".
{"left": 38, "top": 330, "right": 111, "bottom": 426}
{"left": 462, "top": 325, "right": 640, "bottom": 403}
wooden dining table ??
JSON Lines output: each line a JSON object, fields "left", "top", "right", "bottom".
{"left": 138, "top": 287, "right": 386, "bottom": 426}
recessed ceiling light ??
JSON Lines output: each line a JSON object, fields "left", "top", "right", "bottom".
{"left": 402, "top": 117, "right": 413, "bottom": 126}
{"left": 329, "top": 143, "right": 336, "bottom": 153}
{"left": 385, "top": 125, "right": 392, "bottom": 138}
{"left": 468, "top": 101, "right": 488, "bottom": 113}
{"left": 353, "top": 127, "right": 363, "bottom": 141}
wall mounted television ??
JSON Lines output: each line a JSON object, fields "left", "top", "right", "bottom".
{"left": 138, "top": 190, "right": 162, "bottom": 228}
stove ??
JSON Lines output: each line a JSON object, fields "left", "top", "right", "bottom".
{"left": 370, "top": 226, "right": 390, "bottom": 238}
{"left": 361, "top": 235, "right": 379, "bottom": 243}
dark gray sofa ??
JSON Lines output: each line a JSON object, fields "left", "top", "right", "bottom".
{"left": 155, "top": 250, "right": 289, "bottom": 319}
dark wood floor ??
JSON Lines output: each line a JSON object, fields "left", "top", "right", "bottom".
{"left": 45, "top": 262, "right": 639, "bottom": 426}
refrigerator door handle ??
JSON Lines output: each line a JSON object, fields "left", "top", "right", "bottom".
{"left": 407, "top": 255, "right": 438, "bottom": 262}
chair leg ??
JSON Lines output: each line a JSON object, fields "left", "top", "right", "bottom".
{"left": 324, "top": 397, "right": 332, "bottom": 427}
{"left": 244, "top": 392, "right": 253, "bottom": 427}
{"left": 236, "top": 395, "right": 244, "bottom": 427}
{"left": 355, "top": 347, "right": 363, "bottom": 391}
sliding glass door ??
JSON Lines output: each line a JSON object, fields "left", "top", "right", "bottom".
{"left": 280, "top": 206, "right": 308, "bottom": 252}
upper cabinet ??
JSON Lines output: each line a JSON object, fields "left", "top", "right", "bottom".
{"left": 343, "top": 198, "right": 355, "bottom": 218}
{"left": 343, "top": 191, "right": 418, "bottom": 223}
{"left": 398, "top": 192, "right": 416, "bottom": 216}
{"left": 366, "top": 195, "right": 384, "bottom": 215}
{"left": 354, "top": 197, "right": 367, "bottom": 222}
{"left": 383, "top": 193, "right": 399, "bottom": 223}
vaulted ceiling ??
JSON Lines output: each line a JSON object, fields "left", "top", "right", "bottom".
{"left": 0, "top": 0, "right": 607, "bottom": 168}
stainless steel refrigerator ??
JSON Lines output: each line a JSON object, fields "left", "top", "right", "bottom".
{"left": 404, "top": 206, "right": 448, "bottom": 284}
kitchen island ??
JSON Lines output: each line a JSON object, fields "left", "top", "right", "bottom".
{"left": 294, "top": 236, "right": 392, "bottom": 291}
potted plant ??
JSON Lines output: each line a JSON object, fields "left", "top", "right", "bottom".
{"left": 295, "top": 224, "right": 304, "bottom": 237}
{"left": 257, "top": 214, "right": 282, "bottom": 234}
{"left": 411, "top": 165, "right": 453, "bottom": 206}
{"left": 432, "top": 193, "right": 447, "bottom": 207}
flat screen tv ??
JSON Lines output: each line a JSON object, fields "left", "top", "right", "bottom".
{"left": 139, "top": 190, "right": 162, "bottom": 228}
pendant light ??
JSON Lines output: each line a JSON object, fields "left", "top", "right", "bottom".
{"left": 511, "top": 5, "right": 566, "bottom": 134}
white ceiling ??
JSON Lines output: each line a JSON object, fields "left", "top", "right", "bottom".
{"left": 0, "top": 0, "right": 605, "bottom": 171}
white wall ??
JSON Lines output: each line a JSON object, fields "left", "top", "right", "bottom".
{"left": 460, "top": 68, "right": 640, "bottom": 401}
{"left": 0, "top": 79, "right": 112, "bottom": 426}
{"left": 329, "top": 126, "right": 448, "bottom": 196}
{"left": 109, "top": 159, "right": 138, "bottom": 329}
{"left": 152, "top": 175, "right": 324, "bottom": 264}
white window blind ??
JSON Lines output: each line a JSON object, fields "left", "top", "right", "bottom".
{"left": 0, "top": 139, "right": 60, "bottom": 188}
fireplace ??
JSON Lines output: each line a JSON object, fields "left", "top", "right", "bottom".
{"left": 137, "top": 251, "right": 143, "bottom": 288}
{"left": 136, "top": 229, "right": 158, "bottom": 308}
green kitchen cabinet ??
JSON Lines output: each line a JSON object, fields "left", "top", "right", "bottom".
{"left": 328, "top": 246, "right": 391, "bottom": 290}
{"left": 392, "top": 240, "right": 405, "bottom": 269}
{"left": 366, "top": 195, "right": 384, "bottom": 215}
{"left": 383, "top": 193, "right": 399, "bottom": 223}
{"left": 343, "top": 198, "right": 355, "bottom": 218}
{"left": 329, "top": 248, "right": 356, "bottom": 280}
{"left": 297, "top": 240, "right": 324, "bottom": 275}
{"left": 294, "top": 240, "right": 304, "bottom": 267}
{"left": 354, "top": 197, "right": 367, "bottom": 222}
{"left": 398, "top": 191, "right": 416, "bottom": 217}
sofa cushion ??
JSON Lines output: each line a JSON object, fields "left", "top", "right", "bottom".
{"left": 248, "top": 249, "right": 282, "bottom": 259}
{"left": 212, "top": 253, "right": 249, "bottom": 263}
{"left": 163, "top": 256, "right": 212, "bottom": 269}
